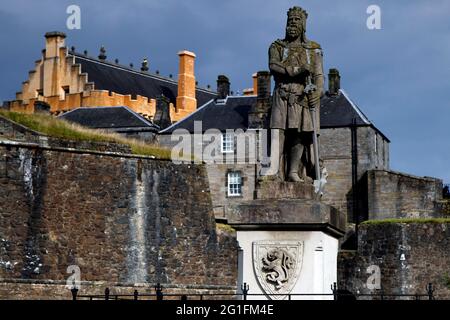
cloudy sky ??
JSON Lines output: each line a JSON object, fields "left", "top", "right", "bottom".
{"left": 0, "top": 0, "right": 449, "bottom": 182}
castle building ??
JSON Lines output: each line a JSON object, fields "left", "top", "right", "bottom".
{"left": 5, "top": 32, "right": 216, "bottom": 123}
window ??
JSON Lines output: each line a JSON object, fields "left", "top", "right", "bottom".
{"left": 227, "top": 172, "right": 242, "bottom": 197}
{"left": 221, "top": 132, "right": 234, "bottom": 153}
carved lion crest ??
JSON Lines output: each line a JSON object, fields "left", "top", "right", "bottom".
{"left": 253, "top": 241, "right": 303, "bottom": 300}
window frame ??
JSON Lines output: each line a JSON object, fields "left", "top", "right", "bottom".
{"left": 227, "top": 171, "right": 242, "bottom": 197}
{"left": 221, "top": 132, "right": 234, "bottom": 154}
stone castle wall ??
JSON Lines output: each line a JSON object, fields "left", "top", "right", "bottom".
{"left": 0, "top": 114, "right": 131, "bottom": 154}
{"left": 338, "top": 222, "right": 450, "bottom": 299}
{"left": 366, "top": 170, "right": 443, "bottom": 220}
{"left": 0, "top": 141, "right": 238, "bottom": 299}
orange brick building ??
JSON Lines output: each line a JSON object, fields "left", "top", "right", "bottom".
{"left": 6, "top": 31, "right": 217, "bottom": 123}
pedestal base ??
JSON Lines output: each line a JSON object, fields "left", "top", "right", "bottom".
{"left": 229, "top": 188, "right": 346, "bottom": 300}
{"left": 237, "top": 230, "right": 338, "bottom": 300}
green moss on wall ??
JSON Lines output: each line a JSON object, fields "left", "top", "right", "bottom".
{"left": 216, "top": 223, "right": 236, "bottom": 234}
{"left": 361, "top": 218, "right": 450, "bottom": 225}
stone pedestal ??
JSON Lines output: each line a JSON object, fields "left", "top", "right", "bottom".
{"left": 229, "top": 181, "right": 346, "bottom": 300}
{"left": 256, "top": 180, "right": 315, "bottom": 200}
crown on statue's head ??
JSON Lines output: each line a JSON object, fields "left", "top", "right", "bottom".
{"left": 287, "top": 6, "right": 308, "bottom": 20}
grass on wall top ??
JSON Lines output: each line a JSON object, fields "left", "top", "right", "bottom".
{"left": 361, "top": 218, "right": 450, "bottom": 225}
{"left": 0, "top": 110, "right": 172, "bottom": 159}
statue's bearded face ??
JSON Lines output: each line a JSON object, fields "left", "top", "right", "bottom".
{"left": 286, "top": 15, "right": 303, "bottom": 40}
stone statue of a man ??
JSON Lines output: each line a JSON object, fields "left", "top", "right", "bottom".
{"left": 267, "top": 6, "right": 324, "bottom": 182}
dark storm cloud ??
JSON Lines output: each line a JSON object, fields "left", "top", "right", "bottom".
{"left": 0, "top": 0, "right": 449, "bottom": 181}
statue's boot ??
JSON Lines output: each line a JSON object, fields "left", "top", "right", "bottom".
{"left": 260, "top": 129, "right": 282, "bottom": 176}
{"left": 287, "top": 141, "right": 304, "bottom": 182}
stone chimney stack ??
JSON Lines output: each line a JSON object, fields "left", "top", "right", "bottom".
{"left": 176, "top": 50, "right": 197, "bottom": 113}
{"left": 256, "top": 71, "right": 271, "bottom": 100}
{"left": 248, "top": 71, "right": 271, "bottom": 129}
{"left": 328, "top": 68, "right": 341, "bottom": 95}
{"left": 216, "top": 75, "right": 230, "bottom": 99}
{"left": 43, "top": 31, "right": 66, "bottom": 97}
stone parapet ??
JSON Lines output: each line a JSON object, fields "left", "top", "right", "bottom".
{"left": 338, "top": 221, "right": 450, "bottom": 299}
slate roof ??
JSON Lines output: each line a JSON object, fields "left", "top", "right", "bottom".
{"left": 320, "top": 89, "right": 370, "bottom": 127}
{"left": 70, "top": 53, "right": 216, "bottom": 107}
{"left": 59, "top": 106, "right": 159, "bottom": 131}
{"left": 161, "top": 90, "right": 389, "bottom": 142}
{"left": 161, "top": 96, "right": 253, "bottom": 133}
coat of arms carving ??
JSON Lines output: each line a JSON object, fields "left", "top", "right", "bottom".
{"left": 253, "top": 241, "right": 303, "bottom": 300}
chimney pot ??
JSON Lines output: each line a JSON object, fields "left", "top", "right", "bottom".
{"left": 44, "top": 31, "right": 66, "bottom": 39}
{"left": 328, "top": 68, "right": 341, "bottom": 95}
{"left": 216, "top": 75, "right": 230, "bottom": 99}
{"left": 252, "top": 73, "right": 258, "bottom": 95}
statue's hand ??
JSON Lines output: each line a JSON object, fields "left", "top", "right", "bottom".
{"left": 286, "top": 65, "right": 312, "bottom": 77}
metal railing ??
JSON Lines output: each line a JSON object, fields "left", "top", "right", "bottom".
{"left": 69, "top": 282, "right": 436, "bottom": 301}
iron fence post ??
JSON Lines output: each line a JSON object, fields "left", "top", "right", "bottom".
{"left": 427, "top": 283, "right": 434, "bottom": 300}
{"left": 105, "top": 287, "right": 110, "bottom": 301}
{"left": 331, "top": 282, "right": 338, "bottom": 300}
{"left": 71, "top": 286, "right": 78, "bottom": 301}
{"left": 155, "top": 282, "right": 163, "bottom": 301}
{"left": 134, "top": 290, "right": 138, "bottom": 301}
{"left": 241, "top": 282, "right": 249, "bottom": 301}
